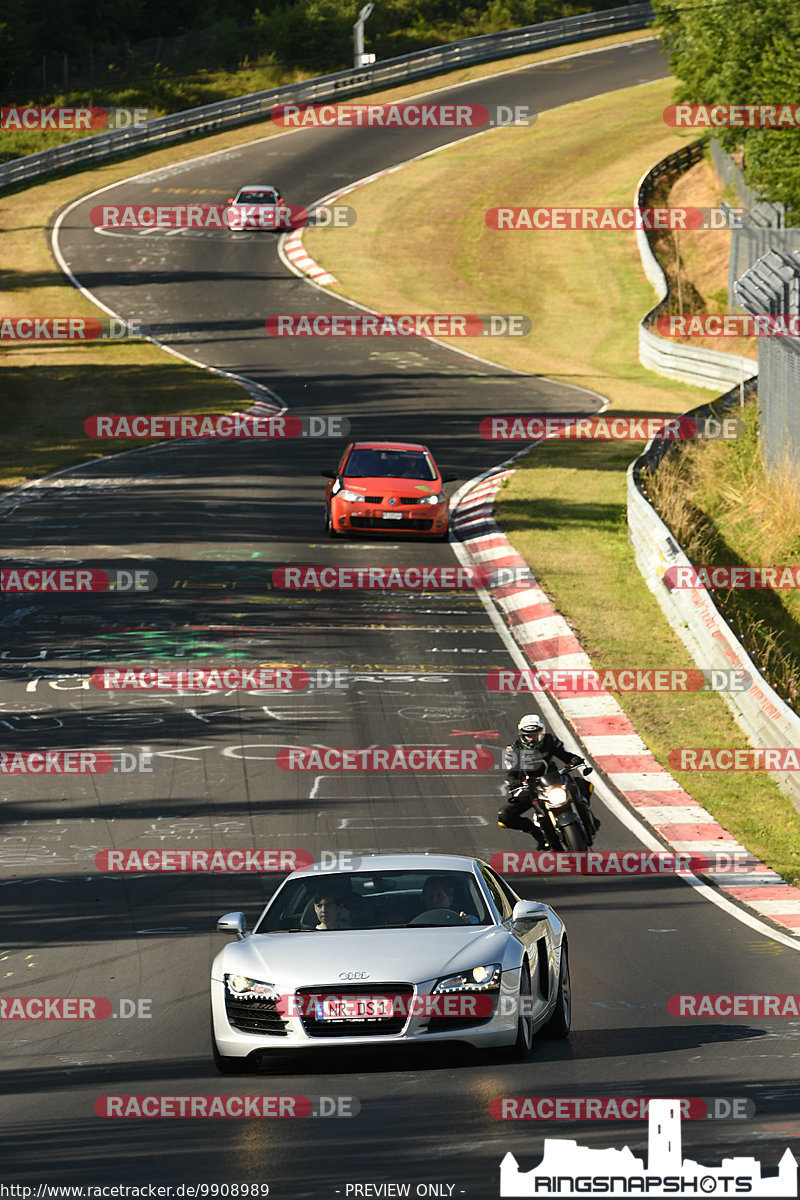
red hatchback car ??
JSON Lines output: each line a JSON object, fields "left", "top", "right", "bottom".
{"left": 322, "top": 441, "right": 456, "bottom": 539}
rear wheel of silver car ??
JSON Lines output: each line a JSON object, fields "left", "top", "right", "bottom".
{"left": 544, "top": 942, "right": 571, "bottom": 1038}
{"left": 509, "top": 962, "right": 534, "bottom": 1058}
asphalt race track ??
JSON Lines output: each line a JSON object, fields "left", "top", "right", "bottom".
{"left": 2, "top": 36, "right": 799, "bottom": 1198}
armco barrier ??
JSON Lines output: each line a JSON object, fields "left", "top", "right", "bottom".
{"left": 635, "top": 142, "right": 757, "bottom": 390}
{"left": 0, "top": 5, "right": 653, "bottom": 194}
{"left": 629, "top": 148, "right": 800, "bottom": 813}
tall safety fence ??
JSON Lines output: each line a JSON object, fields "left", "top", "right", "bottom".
{"left": 710, "top": 140, "right": 800, "bottom": 307}
{"left": 735, "top": 249, "right": 800, "bottom": 473}
{"left": 0, "top": 4, "right": 654, "bottom": 194}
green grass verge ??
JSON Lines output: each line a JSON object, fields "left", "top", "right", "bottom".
{"left": 302, "top": 74, "right": 800, "bottom": 885}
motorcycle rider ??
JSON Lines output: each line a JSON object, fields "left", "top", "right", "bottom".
{"left": 498, "top": 713, "right": 599, "bottom": 848}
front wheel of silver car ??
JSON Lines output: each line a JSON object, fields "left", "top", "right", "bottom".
{"left": 211, "top": 1016, "right": 256, "bottom": 1074}
{"left": 544, "top": 942, "right": 571, "bottom": 1038}
{"left": 508, "top": 962, "right": 534, "bottom": 1059}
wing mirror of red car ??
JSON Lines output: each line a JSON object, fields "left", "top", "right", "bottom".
{"left": 442, "top": 472, "right": 458, "bottom": 483}
{"left": 321, "top": 470, "right": 336, "bottom": 478}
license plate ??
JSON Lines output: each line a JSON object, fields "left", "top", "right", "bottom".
{"left": 316, "top": 996, "right": 394, "bottom": 1020}
{"left": 382, "top": 512, "right": 403, "bottom": 520}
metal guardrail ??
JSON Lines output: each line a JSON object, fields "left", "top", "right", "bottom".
{"left": 0, "top": 4, "right": 654, "bottom": 193}
{"left": 635, "top": 140, "right": 758, "bottom": 390}
{"left": 628, "top": 152, "right": 800, "bottom": 815}
{"left": 627, "top": 429, "right": 800, "bottom": 815}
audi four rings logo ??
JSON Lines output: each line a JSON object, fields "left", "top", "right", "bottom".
{"left": 338, "top": 971, "right": 370, "bottom": 980}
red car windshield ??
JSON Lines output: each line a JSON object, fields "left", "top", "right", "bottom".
{"left": 344, "top": 449, "right": 437, "bottom": 480}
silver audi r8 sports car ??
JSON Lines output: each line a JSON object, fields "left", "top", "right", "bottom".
{"left": 210, "top": 853, "right": 570, "bottom": 1072}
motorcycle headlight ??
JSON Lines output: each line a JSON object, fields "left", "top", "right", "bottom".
{"left": 433, "top": 964, "right": 502, "bottom": 992}
{"left": 418, "top": 492, "right": 445, "bottom": 506}
{"left": 339, "top": 489, "right": 366, "bottom": 502}
{"left": 224, "top": 973, "right": 277, "bottom": 999}
{"left": 545, "top": 786, "right": 569, "bottom": 808}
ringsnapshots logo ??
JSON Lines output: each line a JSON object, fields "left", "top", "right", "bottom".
{"left": 479, "top": 416, "right": 742, "bottom": 441}
{"left": 271, "top": 102, "right": 536, "bottom": 128}
{"left": 486, "top": 668, "right": 752, "bottom": 695}
{"left": 0, "top": 566, "right": 156, "bottom": 592}
{"left": 499, "top": 1099, "right": 797, "bottom": 1197}
{"left": 84, "top": 414, "right": 348, "bottom": 439}
{"left": 265, "top": 314, "right": 529, "bottom": 337}
{"left": 486, "top": 207, "right": 743, "bottom": 231}
{"left": 0, "top": 107, "right": 153, "bottom": 130}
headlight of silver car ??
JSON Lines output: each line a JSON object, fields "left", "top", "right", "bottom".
{"left": 432, "top": 963, "right": 502, "bottom": 992}
{"left": 418, "top": 492, "right": 445, "bottom": 506}
{"left": 224, "top": 973, "right": 277, "bottom": 999}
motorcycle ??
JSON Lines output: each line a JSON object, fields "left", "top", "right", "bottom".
{"left": 516, "top": 756, "right": 597, "bottom": 852}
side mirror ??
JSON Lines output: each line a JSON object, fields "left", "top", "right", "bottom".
{"left": 442, "top": 473, "right": 458, "bottom": 483}
{"left": 512, "top": 900, "right": 549, "bottom": 924}
{"left": 226, "top": 197, "right": 235, "bottom": 204}
{"left": 217, "top": 912, "right": 248, "bottom": 940}
{"left": 320, "top": 469, "right": 336, "bottom": 478}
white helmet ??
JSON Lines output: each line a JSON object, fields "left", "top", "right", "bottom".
{"left": 517, "top": 713, "right": 545, "bottom": 746}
